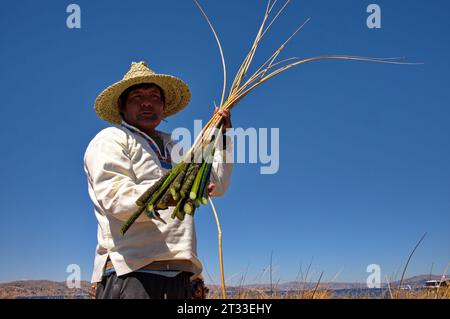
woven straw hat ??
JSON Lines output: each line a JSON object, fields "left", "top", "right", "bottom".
{"left": 94, "top": 61, "right": 191, "bottom": 124}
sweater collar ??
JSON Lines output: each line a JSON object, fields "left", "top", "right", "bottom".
{"left": 120, "top": 120, "right": 172, "bottom": 146}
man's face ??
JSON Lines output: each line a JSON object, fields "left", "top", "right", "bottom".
{"left": 121, "top": 84, "right": 165, "bottom": 132}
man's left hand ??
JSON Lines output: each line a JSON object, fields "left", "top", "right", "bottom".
{"left": 214, "top": 107, "right": 232, "bottom": 133}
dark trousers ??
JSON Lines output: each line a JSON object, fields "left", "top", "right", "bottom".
{"left": 95, "top": 271, "right": 193, "bottom": 299}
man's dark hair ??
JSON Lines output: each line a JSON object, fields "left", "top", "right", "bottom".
{"left": 118, "top": 83, "right": 166, "bottom": 117}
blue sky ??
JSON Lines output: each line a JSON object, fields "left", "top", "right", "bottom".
{"left": 0, "top": 0, "right": 448, "bottom": 285}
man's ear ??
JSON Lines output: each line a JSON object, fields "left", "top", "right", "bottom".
{"left": 118, "top": 99, "right": 125, "bottom": 118}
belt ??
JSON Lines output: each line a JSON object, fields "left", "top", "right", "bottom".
{"left": 105, "top": 259, "right": 194, "bottom": 272}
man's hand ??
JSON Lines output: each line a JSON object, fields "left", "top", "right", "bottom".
{"left": 214, "top": 107, "right": 232, "bottom": 132}
{"left": 166, "top": 197, "right": 178, "bottom": 207}
{"left": 209, "top": 107, "right": 231, "bottom": 195}
{"left": 207, "top": 183, "right": 216, "bottom": 196}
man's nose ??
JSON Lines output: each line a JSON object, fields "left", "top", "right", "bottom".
{"left": 140, "top": 100, "right": 154, "bottom": 109}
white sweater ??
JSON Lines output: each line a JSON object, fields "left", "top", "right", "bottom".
{"left": 83, "top": 122, "right": 233, "bottom": 283}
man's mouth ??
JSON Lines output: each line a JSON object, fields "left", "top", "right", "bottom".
{"left": 139, "top": 113, "right": 157, "bottom": 120}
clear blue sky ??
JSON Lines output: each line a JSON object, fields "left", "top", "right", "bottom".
{"left": 0, "top": 0, "right": 448, "bottom": 285}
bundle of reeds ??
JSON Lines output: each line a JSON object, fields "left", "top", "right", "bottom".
{"left": 120, "top": 0, "right": 412, "bottom": 236}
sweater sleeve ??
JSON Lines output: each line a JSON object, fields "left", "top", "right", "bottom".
{"left": 83, "top": 129, "right": 155, "bottom": 222}
{"left": 209, "top": 135, "right": 234, "bottom": 197}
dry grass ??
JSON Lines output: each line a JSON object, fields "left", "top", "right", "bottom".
{"left": 204, "top": 285, "right": 449, "bottom": 299}
{"left": 201, "top": 238, "right": 449, "bottom": 300}
{"left": 206, "top": 286, "right": 334, "bottom": 299}
{"left": 394, "top": 287, "right": 450, "bottom": 299}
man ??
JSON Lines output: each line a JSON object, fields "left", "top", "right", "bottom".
{"left": 84, "top": 61, "right": 232, "bottom": 299}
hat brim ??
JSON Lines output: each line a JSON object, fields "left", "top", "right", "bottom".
{"left": 94, "top": 74, "right": 191, "bottom": 124}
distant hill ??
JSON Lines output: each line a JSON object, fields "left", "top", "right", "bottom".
{"left": 277, "top": 274, "right": 444, "bottom": 291}
{"left": 0, "top": 274, "right": 445, "bottom": 299}
{"left": 389, "top": 274, "right": 443, "bottom": 287}
{"left": 0, "top": 280, "right": 92, "bottom": 299}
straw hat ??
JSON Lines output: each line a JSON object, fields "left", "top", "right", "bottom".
{"left": 94, "top": 61, "right": 191, "bottom": 124}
